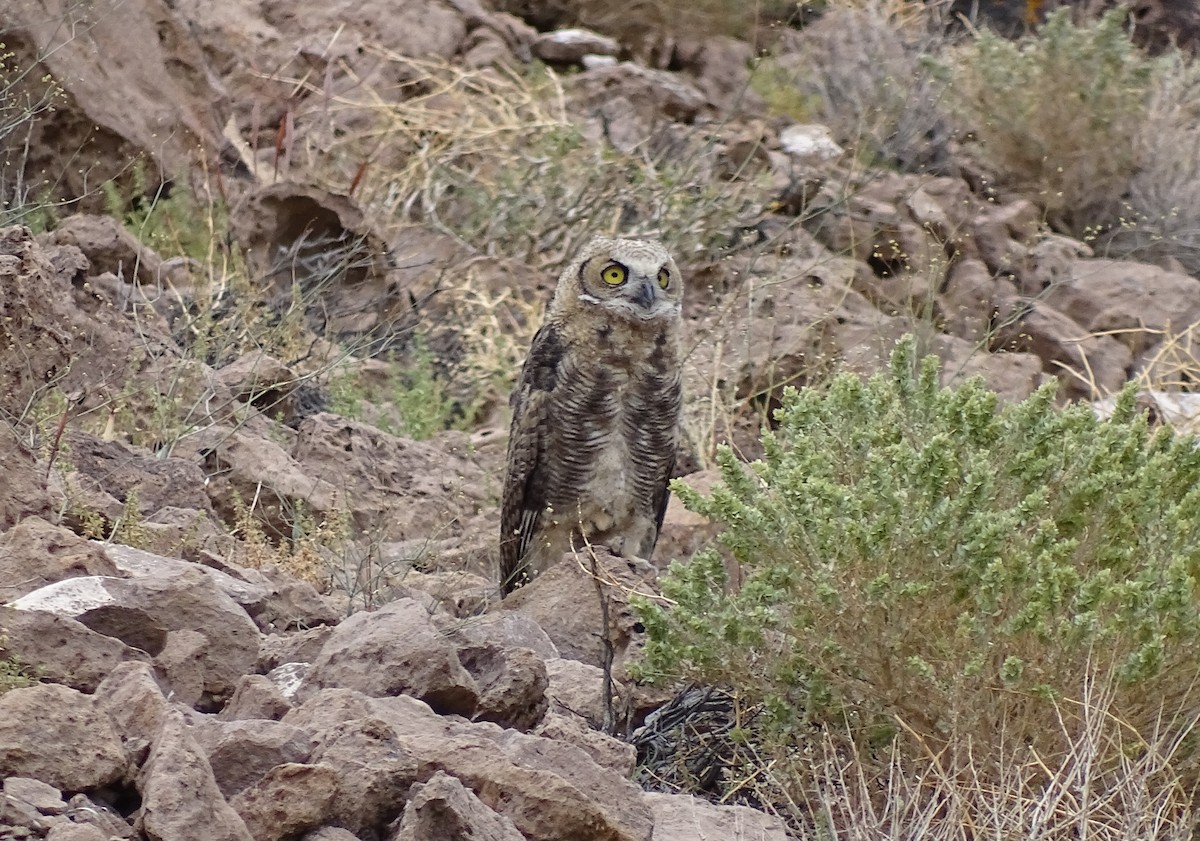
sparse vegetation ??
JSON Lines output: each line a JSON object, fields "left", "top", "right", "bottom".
{"left": 944, "top": 8, "right": 1156, "bottom": 235}
{"left": 0, "top": 634, "right": 37, "bottom": 694}
{"left": 635, "top": 338, "right": 1200, "bottom": 825}
{"left": 328, "top": 344, "right": 460, "bottom": 440}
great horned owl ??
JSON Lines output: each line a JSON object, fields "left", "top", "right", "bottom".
{"left": 499, "top": 236, "right": 684, "bottom": 596}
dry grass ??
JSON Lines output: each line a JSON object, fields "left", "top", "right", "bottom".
{"left": 799, "top": 670, "right": 1197, "bottom": 840}
{"left": 761, "top": 1, "right": 954, "bottom": 173}
{"left": 1098, "top": 53, "right": 1200, "bottom": 275}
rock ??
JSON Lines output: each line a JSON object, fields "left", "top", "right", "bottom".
{"left": 0, "top": 424, "right": 51, "bottom": 531}
{"left": 779, "top": 124, "right": 844, "bottom": 165}
{"left": 939, "top": 258, "right": 1017, "bottom": 344}
{"left": 674, "top": 35, "right": 763, "bottom": 116}
{"left": 136, "top": 711, "right": 254, "bottom": 841}
{"left": 391, "top": 771, "right": 524, "bottom": 841}
{"left": 399, "top": 570, "right": 493, "bottom": 619}
{"left": 219, "top": 674, "right": 294, "bottom": 721}
{"left": 993, "top": 301, "right": 1133, "bottom": 399}
{"left": 10, "top": 565, "right": 260, "bottom": 705}
{"left": 62, "top": 794, "right": 135, "bottom": 838}
{"left": 498, "top": 548, "right": 651, "bottom": 673}
{"left": 1044, "top": 258, "right": 1200, "bottom": 339}
{"left": 300, "top": 598, "right": 479, "bottom": 716}
{"left": 533, "top": 712, "right": 637, "bottom": 775}
{"left": 653, "top": 470, "right": 721, "bottom": 567}
{"left": 544, "top": 658, "right": 615, "bottom": 729}
{"left": 643, "top": 792, "right": 791, "bottom": 840}
{"left": 0, "top": 605, "right": 147, "bottom": 693}
{"left": 3, "top": 0, "right": 220, "bottom": 211}
{"left": 303, "top": 829, "right": 362, "bottom": 841}
{"left": 217, "top": 352, "right": 304, "bottom": 424}
{"left": 186, "top": 423, "right": 343, "bottom": 545}
{"left": 3, "top": 777, "right": 67, "bottom": 816}
{"left": 533, "top": 28, "right": 620, "bottom": 64}
{"left": 42, "top": 215, "right": 165, "bottom": 289}
{"left": 45, "top": 824, "right": 110, "bottom": 841}
{"left": 191, "top": 719, "right": 314, "bottom": 798}
{"left": 62, "top": 430, "right": 216, "bottom": 522}
{"left": 95, "top": 661, "right": 172, "bottom": 749}
{"left": 569, "top": 63, "right": 708, "bottom": 152}
{"left": 935, "top": 338, "right": 1046, "bottom": 404}
{"left": 457, "top": 643, "right": 548, "bottom": 730}
{"left": 230, "top": 763, "right": 339, "bottom": 841}
{"left": 438, "top": 612, "right": 559, "bottom": 660}
{"left": 286, "top": 689, "right": 654, "bottom": 841}
{"left": 0, "top": 684, "right": 126, "bottom": 791}
{"left": 290, "top": 416, "right": 490, "bottom": 544}
{"left": 46, "top": 825, "right": 110, "bottom": 841}
{"left": 153, "top": 629, "right": 209, "bottom": 708}
{"left": 258, "top": 626, "right": 336, "bottom": 671}
{"left": 0, "top": 518, "right": 117, "bottom": 603}
{"left": 267, "top": 662, "right": 312, "bottom": 701}
{"left": 308, "top": 718, "right": 422, "bottom": 834}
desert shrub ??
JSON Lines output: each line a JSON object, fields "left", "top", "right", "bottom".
{"left": 0, "top": 40, "right": 64, "bottom": 228}
{"left": 491, "top": 0, "right": 804, "bottom": 44}
{"left": 328, "top": 343, "right": 459, "bottom": 440}
{"left": 1097, "top": 53, "right": 1200, "bottom": 275}
{"left": 0, "top": 634, "right": 37, "bottom": 695}
{"left": 636, "top": 337, "right": 1200, "bottom": 780}
{"left": 762, "top": 3, "right": 953, "bottom": 173}
{"left": 943, "top": 8, "right": 1156, "bottom": 236}
{"left": 289, "top": 57, "right": 764, "bottom": 268}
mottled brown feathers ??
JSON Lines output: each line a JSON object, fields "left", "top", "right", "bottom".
{"left": 499, "top": 237, "right": 684, "bottom": 596}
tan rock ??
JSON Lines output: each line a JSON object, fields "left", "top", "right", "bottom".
{"left": 191, "top": 719, "right": 314, "bottom": 799}
{"left": 0, "top": 518, "right": 117, "bottom": 603}
{"left": 458, "top": 643, "right": 548, "bottom": 731}
{"left": 10, "top": 565, "right": 260, "bottom": 704}
{"left": 644, "top": 792, "right": 791, "bottom": 840}
{"left": 308, "top": 717, "right": 422, "bottom": 834}
{"left": 498, "top": 548, "right": 652, "bottom": 673}
{"left": 95, "top": 661, "right": 172, "bottom": 749}
{"left": 230, "top": 763, "right": 339, "bottom": 841}
{"left": 300, "top": 598, "right": 479, "bottom": 716}
{"left": 0, "top": 684, "right": 126, "bottom": 791}
{"left": 286, "top": 689, "right": 654, "bottom": 841}
{"left": 533, "top": 712, "right": 637, "bottom": 776}
{"left": 136, "top": 711, "right": 253, "bottom": 841}
{"left": 545, "top": 658, "right": 614, "bottom": 729}
{"left": 0, "top": 605, "right": 148, "bottom": 693}
{"left": 391, "top": 771, "right": 524, "bottom": 841}
{"left": 290, "top": 416, "right": 489, "bottom": 544}
{"left": 219, "top": 674, "right": 294, "bottom": 721}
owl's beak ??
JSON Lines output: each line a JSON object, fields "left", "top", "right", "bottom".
{"left": 632, "top": 279, "right": 656, "bottom": 310}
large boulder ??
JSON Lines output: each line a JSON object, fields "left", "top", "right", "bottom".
{"left": 0, "top": 684, "right": 127, "bottom": 791}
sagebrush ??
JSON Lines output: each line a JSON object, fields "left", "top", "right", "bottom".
{"left": 636, "top": 338, "right": 1200, "bottom": 791}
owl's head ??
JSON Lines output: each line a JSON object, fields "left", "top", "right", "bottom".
{"left": 554, "top": 236, "right": 682, "bottom": 323}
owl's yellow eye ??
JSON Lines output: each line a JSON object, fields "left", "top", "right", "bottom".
{"left": 657, "top": 267, "right": 671, "bottom": 289}
{"left": 601, "top": 263, "right": 627, "bottom": 285}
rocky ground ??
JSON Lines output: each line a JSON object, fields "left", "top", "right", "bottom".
{"left": 4, "top": 0, "right": 1200, "bottom": 838}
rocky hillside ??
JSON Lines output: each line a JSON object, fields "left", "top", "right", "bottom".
{"left": 4, "top": 0, "right": 1200, "bottom": 838}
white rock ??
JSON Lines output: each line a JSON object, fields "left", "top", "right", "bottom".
{"left": 779, "top": 123, "right": 843, "bottom": 164}
{"left": 7, "top": 576, "right": 116, "bottom": 614}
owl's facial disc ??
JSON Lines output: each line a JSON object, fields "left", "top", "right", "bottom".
{"left": 579, "top": 257, "right": 680, "bottom": 321}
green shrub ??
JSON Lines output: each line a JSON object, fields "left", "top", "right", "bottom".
{"left": 944, "top": 8, "right": 1157, "bottom": 236}
{"left": 636, "top": 338, "right": 1200, "bottom": 760}
{"left": 328, "top": 343, "right": 458, "bottom": 440}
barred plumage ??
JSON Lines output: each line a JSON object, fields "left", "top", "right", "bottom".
{"left": 499, "top": 236, "right": 684, "bottom": 596}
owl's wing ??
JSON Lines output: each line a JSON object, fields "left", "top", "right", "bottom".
{"left": 499, "top": 323, "right": 565, "bottom": 595}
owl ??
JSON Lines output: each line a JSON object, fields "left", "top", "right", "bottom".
{"left": 499, "top": 236, "right": 684, "bottom": 596}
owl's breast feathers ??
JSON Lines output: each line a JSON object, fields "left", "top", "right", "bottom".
{"left": 499, "top": 317, "right": 681, "bottom": 595}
